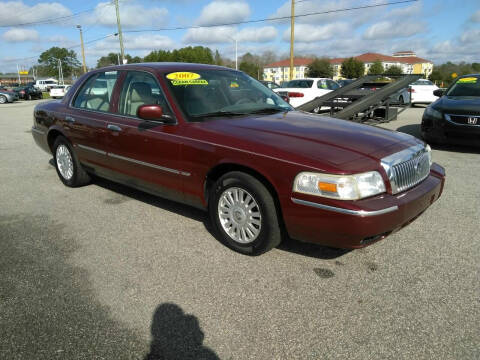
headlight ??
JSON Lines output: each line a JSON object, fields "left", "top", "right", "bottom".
{"left": 293, "top": 171, "right": 386, "bottom": 200}
{"left": 424, "top": 106, "right": 443, "bottom": 120}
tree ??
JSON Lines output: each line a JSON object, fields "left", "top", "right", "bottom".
{"left": 214, "top": 50, "right": 223, "bottom": 65}
{"left": 143, "top": 46, "right": 214, "bottom": 64}
{"left": 306, "top": 58, "right": 333, "bottom": 78}
{"left": 37, "top": 47, "right": 81, "bottom": 78}
{"left": 340, "top": 57, "right": 365, "bottom": 78}
{"left": 96, "top": 53, "right": 120, "bottom": 68}
{"left": 239, "top": 61, "right": 260, "bottom": 79}
{"left": 368, "top": 60, "right": 384, "bottom": 75}
{"left": 384, "top": 65, "right": 402, "bottom": 76}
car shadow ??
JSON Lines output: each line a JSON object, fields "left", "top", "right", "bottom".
{"left": 144, "top": 303, "right": 219, "bottom": 360}
{"left": 69, "top": 170, "right": 349, "bottom": 260}
{"left": 396, "top": 124, "right": 480, "bottom": 154}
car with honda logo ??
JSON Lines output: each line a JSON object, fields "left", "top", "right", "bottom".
{"left": 421, "top": 74, "right": 480, "bottom": 146}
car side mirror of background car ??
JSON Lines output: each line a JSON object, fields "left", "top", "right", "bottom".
{"left": 433, "top": 89, "right": 444, "bottom": 97}
{"left": 137, "top": 104, "right": 175, "bottom": 124}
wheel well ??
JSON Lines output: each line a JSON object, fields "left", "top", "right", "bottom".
{"left": 204, "top": 163, "right": 286, "bottom": 229}
{"left": 47, "top": 130, "right": 64, "bottom": 153}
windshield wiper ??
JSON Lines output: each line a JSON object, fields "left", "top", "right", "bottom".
{"left": 247, "top": 107, "right": 289, "bottom": 114}
{"left": 190, "top": 111, "right": 248, "bottom": 119}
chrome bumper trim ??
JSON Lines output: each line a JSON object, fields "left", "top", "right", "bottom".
{"left": 291, "top": 197, "right": 398, "bottom": 217}
{"left": 31, "top": 127, "right": 45, "bottom": 135}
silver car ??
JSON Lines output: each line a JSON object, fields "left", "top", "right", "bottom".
{"left": 0, "top": 88, "right": 19, "bottom": 103}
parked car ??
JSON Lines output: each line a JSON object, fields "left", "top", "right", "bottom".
{"left": 50, "top": 85, "right": 71, "bottom": 99}
{"left": 0, "top": 88, "right": 19, "bottom": 103}
{"left": 260, "top": 81, "right": 281, "bottom": 90}
{"left": 337, "top": 79, "right": 355, "bottom": 87}
{"left": 14, "top": 85, "right": 43, "bottom": 100}
{"left": 409, "top": 79, "right": 439, "bottom": 106}
{"left": 35, "top": 79, "right": 58, "bottom": 92}
{"left": 273, "top": 78, "right": 340, "bottom": 108}
{"left": 31, "top": 63, "right": 445, "bottom": 255}
{"left": 421, "top": 74, "right": 480, "bottom": 146}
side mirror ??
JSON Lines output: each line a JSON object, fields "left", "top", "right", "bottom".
{"left": 137, "top": 104, "right": 175, "bottom": 124}
{"left": 433, "top": 89, "right": 444, "bottom": 97}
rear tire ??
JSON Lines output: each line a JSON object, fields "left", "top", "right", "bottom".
{"left": 53, "top": 136, "right": 90, "bottom": 187}
{"left": 209, "top": 171, "right": 282, "bottom": 255}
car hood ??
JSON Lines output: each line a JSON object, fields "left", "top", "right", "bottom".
{"left": 191, "top": 111, "right": 421, "bottom": 172}
{"left": 433, "top": 96, "right": 480, "bottom": 115}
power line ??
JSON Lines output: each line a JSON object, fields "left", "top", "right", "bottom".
{"left": 123, "top": 0, "right": 418, "bottom": 33}
{"left": 0, "top": 2, "right": 114, "bottom": 28}
{"left": 0, "top": 33, "right": 116, "bottom": 63}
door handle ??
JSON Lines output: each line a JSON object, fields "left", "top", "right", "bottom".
{"left": 65, "top": 116, "right": 75, "bottom": 123}
{"left": 107, "top": 124, "right": 122, "bottom": 132}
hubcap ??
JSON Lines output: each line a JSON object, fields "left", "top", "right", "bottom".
{"left": 0, "top": 96, "right": 6, "bottom": 104}
{"left": 218, "top": 187, "right": 262, "bottom": 244}
{"left": 56, "top": 144, "right": 74, "bottom": 180}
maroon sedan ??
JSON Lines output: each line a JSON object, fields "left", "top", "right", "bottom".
{"left": 31, "top": 63, "right": 445, "bottom": 255}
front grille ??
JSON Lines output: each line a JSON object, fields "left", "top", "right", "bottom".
{"left": 381, "top": 144, "right": 431, "bottom": 194}
{"left": 446, "top": 114, "right": 480, "bottom": 126}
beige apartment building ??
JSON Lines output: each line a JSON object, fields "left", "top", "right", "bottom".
{"left": 263, "top": 51, "right": 433, "bottom": 83}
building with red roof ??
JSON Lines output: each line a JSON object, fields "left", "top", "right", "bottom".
{"left": 262, "top": 52, "right": 433, "bottom": 82}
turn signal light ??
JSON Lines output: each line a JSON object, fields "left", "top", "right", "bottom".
{"left": 318, "top": 182, "right": 337, "bottom": 193}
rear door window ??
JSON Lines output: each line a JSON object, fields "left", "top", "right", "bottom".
{"left": 73, "top": 71, "right": 118, "bottom": 112}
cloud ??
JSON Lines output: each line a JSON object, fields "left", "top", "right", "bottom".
{"left": 183, "top": 26, "right": 236, "bottom": 44}
{"left": 269, "top": 0, "right": 381, "bottom": 26}
{"left": 282, "top": 23, "right": 350, "bottom": 43}
{"left": 385, "top": 2, "right": 422, "bottom": 19}
{"left": 183, "top": 25, "right": 277, "bottom": 44}
{"left": 363, "top": 20, "right": 426, "bottom": 39}
{"left": 89, "top": 33, "right": 175, "bottom": 56}
{"left": 2, "top": 28, "right": 39, "bottom": 42}
{"left": 470, "top": 10, "right": 480, "bottom": 23}
{"left": 236, "top": 26, "right": 277, "bottom": 43}
{"left": 0, "top": 1, "right": 71, "bottom": 26}
{"left": 84, "top": 1, "right": 168, "bottom": 28}
{"left": 196, "top": 1, "right": 250, "bottom": 26}
{"left": 459, "top": 28, "right": 480, "bottom": 44}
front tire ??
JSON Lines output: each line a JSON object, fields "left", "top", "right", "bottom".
{"left": 209, "top": 171, "right": 282, "bottom": 255}
{"left": 53, "top": 136, "right": 90, "bottom": 187}
{"left": 0, "top": 95, "right": 7, "bottom": 104}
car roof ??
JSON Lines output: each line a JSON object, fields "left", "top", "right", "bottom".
{"left": 95, "top": 62, "right": 235, "bottom": 73}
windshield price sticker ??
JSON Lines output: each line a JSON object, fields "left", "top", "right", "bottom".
{"left": 167, "top": 72, "right": 208, "bottom": 85}
{"left": 457, "top": 77, "right": 477, "bottom": 84}
{"left": 171, "top": 79, "right": 208, "bottom": 85}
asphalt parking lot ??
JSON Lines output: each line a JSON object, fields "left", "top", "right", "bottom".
{"left": 1, "top": 100, "right": 479, "bottom": 359}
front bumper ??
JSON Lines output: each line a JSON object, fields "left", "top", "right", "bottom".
{"left": 422, "top": 112, "right": 480, "bottom": 146}
{"left": 282, "top": 163, "right": 445, "bottom": 249}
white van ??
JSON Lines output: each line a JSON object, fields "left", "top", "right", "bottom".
{"left": 35, "top": 79, "right": 58, "bottom": 92}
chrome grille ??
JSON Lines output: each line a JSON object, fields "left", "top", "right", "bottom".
{"left": 381, "top": 144, "right": 431, "bottom": 194}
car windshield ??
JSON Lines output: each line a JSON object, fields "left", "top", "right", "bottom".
{"left": 412, "top": 80, "right": 434, "bottom": 86}
{"left": 164, "top": 70, "right": 292, "bottom": 120}
{"left": 446, "top": 76, "right": 480, "bottom": 97}
{"left": 282, "top": 80, "right": 313, "bottom": 88}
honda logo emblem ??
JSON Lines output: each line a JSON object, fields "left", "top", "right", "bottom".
{"left": 467, "top": 117, "right": 478, "bottom": 125}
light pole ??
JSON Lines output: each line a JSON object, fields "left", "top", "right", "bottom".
{"left": 227, "top": 35, "right": 238, "bottom": 70}
{"left": 114, "top": 0, "right": 125, "bottom": 64}
{"left": 76, "top": 25, "right": 87, "bottom": 73}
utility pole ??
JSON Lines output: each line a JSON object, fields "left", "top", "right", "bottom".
{"left": 114, "top": 0, "right": 125, "bottom": 64}
{"left": 76, "top": 25, "right": 87, "bottom": 73}
{"left": 289, "top": 0, "right": 295, "bottom": 81}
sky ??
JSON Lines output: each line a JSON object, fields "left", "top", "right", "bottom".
{"left": 1, "top": 0, "right": 480, "bottom": 73}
